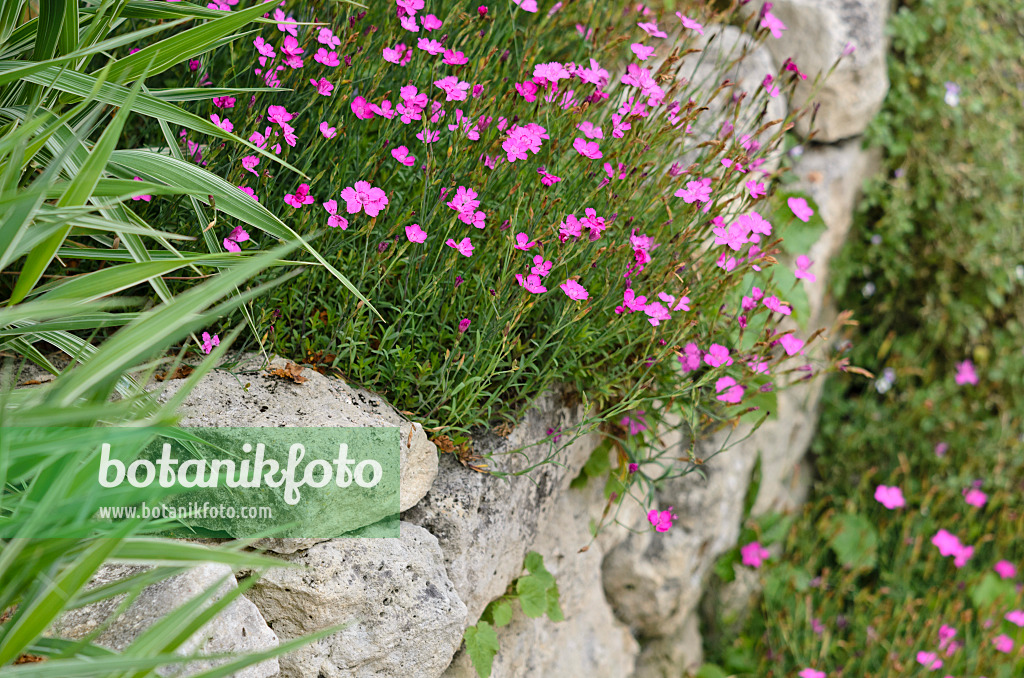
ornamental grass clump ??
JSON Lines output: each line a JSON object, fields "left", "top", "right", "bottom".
{"left": 124, "top": 0, "right": 842, "bottom": 483}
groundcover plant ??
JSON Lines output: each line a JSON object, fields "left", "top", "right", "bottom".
{"left": 1, "top": 0, "right": 850, "bottom": 674}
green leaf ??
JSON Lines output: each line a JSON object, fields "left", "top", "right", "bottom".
{"left": 463, "top": 622, "right": 499, "bottom": 678}
{"left": 544, "top": 584, "right": 564, "bottom": 622}
{"left": 488, "top": 600, "right": 513, "bottom": 628}
{"left": 827, "top": 513, "right": 878, "bottom": 571}
{"left": 775, "top": 191, "right": 828, "bottom": 254}
{"left": 970, "top": 572, "right": 1018, "bottom": 609}
{"left": 515, "top": 575, "right": 549, "bottom": 619}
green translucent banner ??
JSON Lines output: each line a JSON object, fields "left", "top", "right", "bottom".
{"left": 0, "top": 427, "right": 400, "bottom": 538}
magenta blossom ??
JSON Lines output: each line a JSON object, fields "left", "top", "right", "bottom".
{"left": 874, "top": 484, "right": 905, "bottom": 509}
{"left": 284, "top": 183, "right": 314, "bottom": 208}
{"left": 339, "top": 181, "right": 388, "bottom": 217}
{"left": 310, "top": 77, "right": 334, "bottom": 96}
{"left": 200, "top": 332, "right": 220, "bottom": 355}
{"left": 740, "top": 541, "right": 770, "bottom": 568}
{"left": 446, "top": 237, "right": 474, "bottom": 257}
{"left": 963, "top": 487, "right": 987, "bottom": 507}
{"left": 514, "top": 233, "right": 537, "bottom": 251}
{"left": 351, "top": 96, "right": 375, "bottom": 120}
{"left": 560, "top": 279, "right": 589, "bottom": 301}
{"left": 573, "top": 137, "right": 602, "bottom": 159}
{"left": 992, "top": 635, "right": 1014, "bottom": 653}
{"left": 222, "top": 225, "right": 249, "bottom": 252}
{"left": 458, "top": 318, "right": 471, "bottom": 334}
{"left": 391, "top": 145, "right": 416, "bottom": 166}
{"left": 647, "top": 507, "right": 676, "bottom": 532}
{"left": 994, "top": 560, "right": 1017, "bottom": 579}
{"left": 716, "top": 377, "right": 744, "bottom": 404}
{"left": 798, "top": 671, "right": 825, "bottom": 678}
{"left": 915, "top": 651, "right": 942, "bottom": 670}
{"left": 405, "top": 224, "right": 427, "bottom": 243}
{"left": 788, "top": 196, "right": 814, "bottom": 222}
{"left": 322, "top": 200, "right": 349, "bottom": 229}
{"left": 954, "top": 360, "right": 978, "bottom": 385}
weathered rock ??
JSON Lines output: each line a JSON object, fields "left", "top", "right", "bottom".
{"left": 631, "top": 612, "right": 703, "bottom": 678}
{"left": 754, "top": 0, "right": 889, "bottom": 141}
{"left": 603, "top": 429, "right": 757, "bottom": 641}
{"left": 52, "top": 563, "right": 279, "bottom": 678}
{"left": 442, "top": 471, "right": 640, "bottom": 678}
{"left": 155, "top": 354, "right": 438, "bottom": 550}
{"left": 247, "top": 522, "right": 466, "bottom": 678}
{"left": 403, "top": 389, "right": 599, "bottom": 621}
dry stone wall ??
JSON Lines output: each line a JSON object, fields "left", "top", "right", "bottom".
{"left": 52, "top": 3, "right": 889, "bottom": 675}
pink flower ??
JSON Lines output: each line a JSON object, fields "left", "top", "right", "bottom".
{"left": 340, "top": 181, "right": 388, "bottom": 217}
{"left": 443, "top": 49, "right": 467, "bottom": 65}
{"left": 405, "top": 224, "right": 427, "bottom": 243}
{"left": 780, "top": 334, "right": 804, "bottom": 356}
{"left": 322, "top": 200, "right": 349, "bottom": 229}
{"left": 761, "top": 10, "right": 787, "bottom": 39}
{"left": 457, "top": 318, "right": 471, "bottom": 333}
{"left": 915, "top": 651, "right": 942, "bottom": 670}
{"left": 788, "top": 196, "right": 814, "bottom": 222}
{"left": 422, "top": 13, "right": 442, "bottom": 30}
{"left": 210, "top": 113, "right": 232, "bottom": 133}
{"left": 222, "top": 225, "right": 249, "bottom": 252}
{"left": 630, "top": 43, "right": 655, "bottom": 60}
{"left": 577, "top": 121, "right": 603, "bottom": 139}
{"left": 704, "top": 344, "right": 733, "bottom": 368}
{"left": 434, "top": 75, "right": 470, "bottom": 101}
{"left": 267, "top": 105, "right": 293, "bottom": 125}
{"left": 241, "top": 155, "right": 259, "bottom": 176}
{"left": 400, "top": 14, "right": 419, "bottom": 32}
{"left": 314, "top": 48, "right": 340, "bottom": 67}
{"left": 351, "top": 96, "right": 375, "bottom": 120}
{"left": 716, "top": 377, "right": 744, "bottom": 404}
{"left": 284, "top": 183, "right": 314, "bottom": 208}
{"left": 675, "top": 177, "right": 712, "bottom": 204}
{"left": 932, "top": 529, "right": 962, "bottom": 557}
{"left": 561, "top": 279, "right": 589, "bottom": 301}
{"left": 798, "top": 671, "right": 825, "bottom": 678}
{"left": 417, "top": 37, "right": 443, "bottom": 55}
{"left": 397, "top": 0, "right": 424, "bottom": 15}
{"left": 795, "top": 255, "right": 816, "bottom": 282}
{"left": 512, "top": 0, "right": 538, "bottom": 11}
{"left": 1005, "top": 610, "right": 1024, "bottom": 627}
{"left": 253, "top": 36, "right": 276, "bottom": 58}
{"left": 740, "top": 541, "right": 770, "bottom": 568}
{"left": 383, "top": 43, "right": 412, "bottom": 66}
{"left": 515, "top": 273, "right": 546, "bottom": 294}
{"left": 319, "top": 121, "right": 337, "bottom": 139}
{"left": 212, "top": 96, "right": 235, "bottom": 109}
{"left": 200, "top": 332, "right": 220, "bottom": 355}
{"left": 391, "top": 145, "right": 416, "bottom": 166}
{"left": 317, "top": 27, "right": 340, "bottom": 48}
{"left": 952, "top": 544, "right": 974, "bottom": 568}
{"left": 446, "top": 237, "right": 474, "bottom": 257}
{"left": 676, "top": 12, "right": 705, "bottom": 35}
{"left": 573, "top": 137, "right": 602, "bottom": 159}
{"left": 763, "top": 296, "right": 792, "bottom": 316}
{"left": 963, "top": 488, "right": 987, "bottom": 507}
{"left": 514, "top": 233, "right": 537, "bottom": 251}
{"left": 954, "top": 360, "right": 978, "bottom": 385}
{"left": 874, "top": 485, "right": 905, "bottom": 509}
{"left": 129, "top": 176, "right": 152, "bottom": 202}
{"left": 637, "top": 21, "right": 667, "bottom": 39}
{"left": 746, "top": 179, "right": 766, "bottom": 198}
{"left": 647, "top": 507, "right": 676, "bottom": 532}
{"left": 237, "top": 185, "right": 258, "bottom": 201}
{"left": 310, "top": 77, "right": 334, "bottom": 96}
{"left": 994, "top": 560, "right": 1017, "bottom": 579}
{"left": 992, "top": 635, "right": 1014, "bottom": 653}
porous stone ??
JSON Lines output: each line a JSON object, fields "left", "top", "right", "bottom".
{"left": 247, "top": 522, "right": 466, "bottom": 678}
{"left": 603, "top": 427, "right": 757, "bottom": 641}
{"left": 631, "top": 612, "right": 704, "bottom": 678}
{"left": 441, "top": 469, "right": 640, "bottom": 678}
{"left": 154, "top": 354, "right": 438, "bottom": 551}
{"left": 754, "top": 0, "right": 889, "bottom": 141}
{"left": 403, "top": 389, "right": 600, "bottom": 621}
{"left": 52, "top": 563, "right": 279, "bottom": 678}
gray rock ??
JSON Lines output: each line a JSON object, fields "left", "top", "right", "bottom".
{"left": 753, "top": 0, "right": 889, "bottom": 141}
{"left": 155, "top": 354, "right": 438, "bottom": 551}
{"left": 441, "top": 472, "right": 639, "bottom": 678}
{"left": 603, "top": 428, "right": 757, "bottom": 641}
{"left": 631, "top": 612, "right": 703, "bottom": 678}
{"left": 52, "top": 563, "right": 279, "bottom": 678}
{"left": 403, "top": 389, "right": 598, "bottom": 621}
{"left": 247, "top": 522, "right": 466, "bottom": 678}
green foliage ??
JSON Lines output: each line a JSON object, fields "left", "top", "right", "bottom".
{"left": 464, "top": 551, "right": 563, "bottom": 677}
{"left": 701, "top": 1, "right": 1024, "bottom": 675}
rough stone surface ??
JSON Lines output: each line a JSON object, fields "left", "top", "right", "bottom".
{"left": 155, "top": 354, "right": 438, "bottom": 547}
{"left": 603, "top": 429, "right": 758, "bottom": 641}
{"left": 631, "top": 612, "right": 704, "bottom": 678}
{"left": 441, "top": 471, "right": 640, "bottom": 678}
{"left": 247, "top": 522, "right": 466, "bottom": 678}
{"left": 403, "top": 389, "right": 599, "bottom": 622}
{"left": 756, "top": 0, "right": 889, "bottom": 141}
{"left": 53, "top": 563, "right": 279, "bottom": 678}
